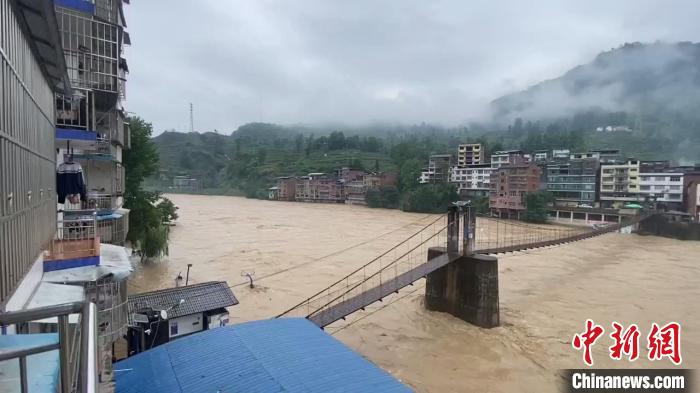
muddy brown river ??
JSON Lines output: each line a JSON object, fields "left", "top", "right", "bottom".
{"left": 128, "top": 194, "right": 700, "bottom": 392}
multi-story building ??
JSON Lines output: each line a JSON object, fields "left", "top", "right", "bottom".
{"left": 344, "top": 172, "right": 397, "bottom": 205}
{"left": 638, "top": 162, "right": 684, "bottom": 210}
{"left": 534, "top": 150, "right": 549, "bottom": 162}
{"left": 599, "top": 159, "right": 686, "bottom": 209}
{"left": 295, "top": 173, "right": 343, "bottom": 203}
{"left": 547, "top": 152, "right": 601, "bottom": 207}
{"left": 419, "top": 154, "right": 452, "bottom": 184}
{"left": 552, "top": 149, "right": 571, "bottom": 160}
{"left": 489, "top": 163, "right": 542, "bottom": 218}
{"left": 457, "top": 143, "right": 483, "bottom": 166}
{"left": 680, "top": 168, "right": 700, "bottom": 220}
{"left": 270, "top": 176, "right": 297, "bottom": 201}
{"left": 599, "top": 159, "right": 642, "bottom": 208}
{"left": 1, "top": 0, "right": 68, "bottom": 308}
{"left": 1, "top": 0, "right": 132, "bottom": 390}
{"left": 450, "top": 164, "right": 493, "bottom": 198}
{"left": 490, "top": 150, "right": 526, "bottom": 168}
{"left": 54, "top": 0, "right": 131, "bottom": 246}
{"left": 589, "top": 149, "right": 621, "bottom": 163}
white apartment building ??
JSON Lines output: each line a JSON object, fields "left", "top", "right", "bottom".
{"left": 450, "top": 164, "right": 493, "bottom": 197}
{"left": 638, "top": 172, "right": 684, "bottom": 206}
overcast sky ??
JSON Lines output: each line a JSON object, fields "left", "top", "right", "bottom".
{"left": 123, "top": 1, "right": 700, "bottom": 135}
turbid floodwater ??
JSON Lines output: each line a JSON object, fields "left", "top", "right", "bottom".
{"left": 128, "top": 194, "right": 700, "bottom": 392}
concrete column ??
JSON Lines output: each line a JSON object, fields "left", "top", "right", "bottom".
{"left": 455, "top": 254, "right": 499, "bottom": 328}
{"left": 601, "top": 214, "right": 605, "bottom": 223}
{"left": 425, "top": 247, "right": 450, "bottom": 312}
{"left": 424, "top": 248, "right": 500, "bottom": 328}
{"left": 556, "top": 210, "right": 560, "bottom": 220}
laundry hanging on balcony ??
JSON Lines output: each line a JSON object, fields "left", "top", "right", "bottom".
{"left": 57, "top": 161, "right": 87, "bottom": 204}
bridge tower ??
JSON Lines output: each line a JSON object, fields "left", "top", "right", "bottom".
{"left": 425, "top": 203, "right": 500, "bottom": 328}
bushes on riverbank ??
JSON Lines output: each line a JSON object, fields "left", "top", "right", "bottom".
{"left": 400, "top": 183, "right": 459, "bottom": 213}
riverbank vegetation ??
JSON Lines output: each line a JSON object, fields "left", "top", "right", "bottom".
{"left": 124, "top": 116, "right": 179, "bottom": 261}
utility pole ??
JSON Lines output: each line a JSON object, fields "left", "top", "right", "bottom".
{"left": 189, "top": 103, "right": 194, "bottom": 133}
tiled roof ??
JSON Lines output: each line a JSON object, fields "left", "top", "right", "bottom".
{"left": 115, "top": 318, "right": 410, "bottom": 393}
{"left": 127, "top": 281, "right": 238, "bottom": 320}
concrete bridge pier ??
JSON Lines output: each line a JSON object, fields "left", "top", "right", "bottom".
{"left": 424, "top": 247, "right": 499, "bottom": 328}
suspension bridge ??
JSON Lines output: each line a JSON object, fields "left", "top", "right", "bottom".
{"left": 277, "top": 206, "right": 649, "bottom": 328}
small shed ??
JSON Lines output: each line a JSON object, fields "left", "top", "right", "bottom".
{"left": 126, "top": 281, "right": 238, "bottom": 355}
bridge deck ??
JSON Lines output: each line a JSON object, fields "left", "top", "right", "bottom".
{"left": 309, "top": 252, "right": 457, "bottom": 327}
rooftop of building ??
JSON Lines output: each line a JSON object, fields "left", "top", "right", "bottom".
{"left": 114, "top": 318, "right": 410, "bottom": 393}
{"left": 127, "top": 281, "right": 238, "bottom": 321}
{"left": 493, "top": 150, "right": 523, "bottom": 155}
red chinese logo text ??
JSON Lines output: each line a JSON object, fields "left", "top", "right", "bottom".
{"left": 572, "top": 320, "right": 681, "bottom": 366}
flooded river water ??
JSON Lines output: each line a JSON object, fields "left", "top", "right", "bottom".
{"left": 128, "top": 194, "right": 700, "bottom": 392}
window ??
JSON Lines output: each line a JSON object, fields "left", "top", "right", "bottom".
{"left": 640, "top": 185, "right": 651, "bottom": 191}
{"left": 670, "top": 176, "right": 681, "bottom": 182}
{"left": 655, "top": 176, "right": 665, "bottom": 181}
{"left": 170, "top": 321, "right": 178, "bottom": 336}
{"left": 670, "top": 185, "right": 680, "bottom": 190}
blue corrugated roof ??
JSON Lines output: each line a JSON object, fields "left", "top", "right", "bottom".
{"left": 115, "top": 318, "right": 411, "bottom": 393}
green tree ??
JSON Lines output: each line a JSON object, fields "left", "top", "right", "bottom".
{"left": 524, "top": 191, "right": 554, "bottom": 223}
{"left": 157, "top": 198, "right": 179, "bottom": 222}
{"left": 401, "top": 183, "right": 459, "bottom": 213}
{"left": 123, "top": 116, "right": 177, "bottom": 260}
{"left": 366, "top": 186, "right": 400, "bottom": 209}
{"left": 328, "top": 131, "right": 346, "bottom": 150}
{"left": 398, "top": 158, "right": 422, "bottom": 191}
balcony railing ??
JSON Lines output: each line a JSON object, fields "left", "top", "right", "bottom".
{"left": 64, "top": 193, "right": 120, "bottom": 214}
{"left": 56, "top": 91, "right": 91, "bottom": 130}
{"left": 46, "top": 216, "right": 100, "bottom": 261}
{"left": 0, "top": 302, "right": 98, "bottom": 393}
{"left": 96, "top": 212, "right": 128, "bottom": 246}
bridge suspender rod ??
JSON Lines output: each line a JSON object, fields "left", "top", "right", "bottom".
{"left": 306, "top": 222, "right": 449, "bottom": 319}
{"left": 276, "top": 215, "right": 444, "bottom": 318}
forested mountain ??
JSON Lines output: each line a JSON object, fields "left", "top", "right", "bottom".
{"left": 151, "top": 42, "right": 700, "bottom": 196}
{"left": 490, "top": 42, "right": 700, "bottom": 162}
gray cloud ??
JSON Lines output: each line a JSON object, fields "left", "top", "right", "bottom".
{"left": 123, "top": 0, "right": 700, "bottom": 134}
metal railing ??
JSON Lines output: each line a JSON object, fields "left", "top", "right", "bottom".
{"left": 96, "top": 213, "right": 128, "bottom": 246}
{"left": 64, "top": 193, "right": 119, "bottom": 213}
{"left": 47, "top": 216, "right": 99, "bottom": 261}
{"left": 56, "top": 91, "right": 91, "bottom": 130}
{"left": 0, "top": 302, "right": 98, "bottom": 393}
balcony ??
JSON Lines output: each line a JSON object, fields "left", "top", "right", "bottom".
{"left": 96, "top": 210, "right": 129, "bottom": 246}
{"left": 44, "top": 217, "right": 100, "bottom": 272}
{"left": 56, "top": 8, "right": 120, "bottom": 93}
{"left": 63, "top": 192, "right": 121, "bottom": 215}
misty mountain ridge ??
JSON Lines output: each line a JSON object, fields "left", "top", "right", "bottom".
{"left": 491, "top": 42, "right": 700, "bottom": 122}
